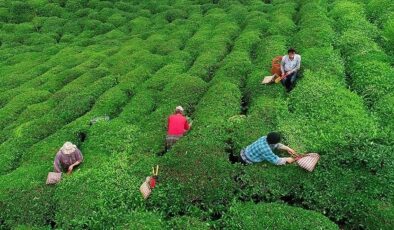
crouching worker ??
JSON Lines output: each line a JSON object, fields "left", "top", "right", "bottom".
{"left": 166, "top": 106, "right": 191, "bottom": 151}
{"left": 234, "top": 132, "right": 295, "bottom": 165}
{"left": 280, "top": 48, "right": 301, "bottom": 92}
{"left": 54, "top": 142, "right": 83, "bottom": 175}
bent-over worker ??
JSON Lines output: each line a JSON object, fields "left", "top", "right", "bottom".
{"left": 54, "top": 142, "right": 83, "bottom": 174}
{"left": 234, "top": 132, "right": 295, "bottom": 165}
{"left": 166, "top": 106, "right": 191, "bottom": 150}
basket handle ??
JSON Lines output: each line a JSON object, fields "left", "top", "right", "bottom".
{"left": 289, "top": 151, "right": 303, "bottom": 160}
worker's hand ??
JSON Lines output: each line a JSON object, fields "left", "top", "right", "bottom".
{"left": 286, "top": 147, "right": 296, "bottom": 155}
{"left": 286, "top": 157, "right": 295, "bottom": 164}
{"left": 67, "top": 165, "right": 74, "bottom": 174}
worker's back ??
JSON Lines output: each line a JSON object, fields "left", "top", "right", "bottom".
{"left": 167, "top": 114, "right": 189, "bottom": 136}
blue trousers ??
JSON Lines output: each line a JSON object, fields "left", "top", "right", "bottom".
{"left": 281, "top": 71, "right": 298, "bottom": 91}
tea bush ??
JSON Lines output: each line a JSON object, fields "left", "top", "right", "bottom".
{"left": 54, "top": 153, "right": 157, "bottom": 229}
{"left": 127, "top": 75, "right": 208, "bottom": 155}
{"left": 8, "top": 1, "right": 34, "bottom": 23}
{"left": 329, "top": 1, "right": 378, "bottom": 38}
{"left": 0, "top": 69, "right": 152, "bottom": 227}
{"left": 277, "top": 1, "right": 392, "bottom": 227}
{"left": 375, "top": 93, "right": 394, "bottom": 140}
{"left": 37, "top": 3, "right": 65, "bottom": 18}
{"left": 382, "top": 19, "right": 394, "bottom": 54}
{"left": 149, "top": 82, "right": 241, "bottom": 217}
{"left": 0, "top": 0, "right": 392, "bottom": 229}
{"left": 0, "top": 76, "right": 116, "bottom": 174}
{"left": 0, "top": 90, "right": 51, "bottom": 130}
{"left": 0, "top": 167, "right": 55, "bottom": 228}
{"left": 365, "top": 0, "right": 394, "bottom": 54}
{"left": 330, "top": 0, "right": 394, "bottom": 107}
{"left": 167, "top": 216, "right": 210, "bottom": 229}
{"left": 282, "top": 71, "right": 377, "bottom": 153}
{"left": 221, "top": 202, "right": 338, "bottom": 229}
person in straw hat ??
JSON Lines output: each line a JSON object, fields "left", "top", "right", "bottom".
{"left": 54, "top": 142, "right": 83, "bottom": 174}
{"left": 165, "top": 106, "right": 192, "bottom": 151}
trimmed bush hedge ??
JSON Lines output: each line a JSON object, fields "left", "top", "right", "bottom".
{"left": 167, "top": 216, "right": 210, "bottom": 229}
{"left": 221, "top": 202, "right": 338, "bottom": 229}
{"left": 366, "top": 0, "right": 394, "bottom": 28}
{"left": 281, "top": 70, "right": 377, "bottom": 153}
{"left": 329, "top": 1, "right": 378, "bottom": 38}
{"left": 0, "top": 166, "right": 55, "bottom": 228}
{"left": 382, "top": 19, "right": 394, "bottom": 54}
{"left": 0, "top": 76, "right": 116, "bottom": 174}
{"left": 0, "top": 90, "right": 51, "bottom": 130}
{"left": 375, "top": 93, "right": 394, "bottom": 140}
{"left": 54, "top": 153, "right": 157, "bottom": 229}
{"left": 330, "top": 0, "right": 394, "bottom": 107}
{"left": 188, "top": 21, "right": 240, "bottom": 81}
{"left": 8, "top": 1, "right": 34, "bottom": 23}
{"left": 149, "top": 82, "right": 241, "bottom": 218}
{"left": 0, "top": 0, "right": 392, "bottom": 229}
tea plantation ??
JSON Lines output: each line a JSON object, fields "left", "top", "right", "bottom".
{"left": 0, "top": 0, "right": 393, "bottom": 229}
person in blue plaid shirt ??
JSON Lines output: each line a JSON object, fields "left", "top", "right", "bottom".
{"left": 231, "top": 132, "right": 295, "bottom": 165}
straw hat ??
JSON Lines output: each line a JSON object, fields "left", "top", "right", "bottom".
{"left": 61, "top": 142, "right": 77, "bottom": 155}
{"left": 175, "top": 106, "right": 184, "bottom": 113}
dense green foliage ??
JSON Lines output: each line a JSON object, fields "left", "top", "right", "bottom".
{"left": 365, "top": 0, "right": 394, "bottom": 55}
{"left": 330, "top": 0, "right": 394, "bottom": 109}
{"left": 221, "top": 202, "right": 339, "bottom": 229}
{"left": 0, "top": 0, "right": 392, "bottom": 229}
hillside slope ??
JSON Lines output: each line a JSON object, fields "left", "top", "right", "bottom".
{"left": 0, "top": 0, "right": 393, "bottom": 229}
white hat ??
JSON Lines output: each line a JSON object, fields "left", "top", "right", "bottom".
{"left": 61, "top": 142, "right": 77, "bottom": 155}
{"left": 175, "top": 106, "right": 184, "bottom": 113}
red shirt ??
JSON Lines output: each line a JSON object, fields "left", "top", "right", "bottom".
{"left": 167, "top": 114, "right": 190, "bottom": 136}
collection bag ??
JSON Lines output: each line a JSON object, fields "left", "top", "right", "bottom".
{"left": 271, "top": 56, "right": 283, "bottom": 77}
{"left": 262, "top": 75, "right": 275, "bottom": 84}
{"left": 140, "top": 165, "right": 159, "bottom": 199}
{"left": 140, "top": 176, "right": 152, "bottom": 199}
{"left": 46, "top": 172, "right": 62, "bottom": 185}
{"left": 294, "top": 153, "right": 320, "bottom": 172}
{"left": 262, "top": 56, "right": 283, "bottom": 84}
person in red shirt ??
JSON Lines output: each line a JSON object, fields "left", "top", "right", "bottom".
{"left": 166, "top": 106, "right": 191, "bottom": 150}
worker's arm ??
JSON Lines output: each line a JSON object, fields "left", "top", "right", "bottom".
{"left": 280, "top": 57, "right": 285, "bottom": 76}
{"left": 54, "top": 152, "right": 62, "bottom": 173}
{"left": 67, "top": 150, "right": 83, "bottom": 174}
{"left": 67, "top": 161, "right": 81, "bottom": 175}
{"left": 295, "top": 55, "right": 301, "bottom": 72}
{"left": 288, "top": 55, "right": 301, "bottom": 74}
{"left": 184, "top": 119, "right": 190, "bottom": 131}
{"left": 277, "top": 143, "right": 296, "bottom": 155}
{"left": 273, "top": 157, "right": 295, "bottom": 165}
{"left": 264, "top": 149, "right": 293, "bottom": 165}
{"left": 284, "top": 157, "right": 295, "bottom": 164}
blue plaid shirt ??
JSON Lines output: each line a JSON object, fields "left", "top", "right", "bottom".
{"left": 244, "top": 136, "right": 281, "bottom": 164}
